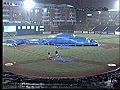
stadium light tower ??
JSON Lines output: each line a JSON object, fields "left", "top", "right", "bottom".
{"left": 23, "top": 0, "right": 35, "bottom": 12}
{"left": 23, "top": 0, "right": 35, "bottom": 24}
{"left": 115, "top": 0, "right": 119, "bottom": 10}
{"left": 109, "top": 0, "right": 119, "bottom": 11}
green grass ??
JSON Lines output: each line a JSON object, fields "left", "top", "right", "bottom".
{"left": 81, "top": 48, "right": 119, "bottom": 62}
{"left": 98, "top": 37, "right": 119, "bottom": 43}
{"left": 3, "top": 34, "right": 119, "bottom": 73}
{"left": 20, "top": 61, "right": 99, "bottom": 72}
{"left": 3, "top": 34, "right": 49, "bottom": 41}
{"left": 3, "top": 46, "right": 44, "bottom": 62}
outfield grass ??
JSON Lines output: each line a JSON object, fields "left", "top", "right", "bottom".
{"left": 3, "top": 34, "right": 119, "bottom": 72}
{"left": 20, "top": 61, "right": 100, "bottom": 72}
{"left": 80, "top": 48, "right": 119, "bottom": 62}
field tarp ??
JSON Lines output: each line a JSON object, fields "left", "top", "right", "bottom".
{"left": 3, "top": 33, "right": 99, "bottom": 46}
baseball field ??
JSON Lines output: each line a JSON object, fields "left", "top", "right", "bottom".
{"left": 3, "top": 34, "right": 120, "bottom": 77}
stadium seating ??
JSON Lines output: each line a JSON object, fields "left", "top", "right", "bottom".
{"left": 104, "top": 26, "right": 118, "bottom": 33}
{"left": 2, "top": 67, "right": 120, "bottom": 89}
{"left": 92, "top": 25, "right": 119, "bottom": 33}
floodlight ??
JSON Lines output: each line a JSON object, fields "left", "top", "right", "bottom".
{"left": 115, "top": 0, "right": 119, "bottom": 9}
{"left": 67, "top": 5, "right": 74, "bottom": 8}
{"left": 23, "top": 0, "right": 35, "bottom": 11}
{"left": 43, "top": 8, "right": 47, "bottom": 12}
{"left": 109, "top": 0, "right": 119, "bottom": 11}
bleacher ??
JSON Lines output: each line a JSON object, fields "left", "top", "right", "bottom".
{"left": 2, "top": 67, "right": 120, "bottom": 89}
{"left": 104, "top": 26, "right": 118, "bottom": 33}
{"left": 92, "top": 25, "right": 119, "bottom": 35}
{"left": 115, "top": 27, "right": 120, "bottom": 32}
{"left": 92, "top": 25, "right": 107, "bottom": 32}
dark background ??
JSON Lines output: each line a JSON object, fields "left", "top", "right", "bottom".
{"left": 34, "top": 0, "right": 117, "bottom": 9}
{"left": 33, "top": 0, "right": 118, "bottom": 22}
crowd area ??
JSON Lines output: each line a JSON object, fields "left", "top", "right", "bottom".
{"left": 2, "top": 67, "right": 120, "bottom": 89}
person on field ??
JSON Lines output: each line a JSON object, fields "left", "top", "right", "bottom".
{"left": 13, "top": 43, "right": 17, "bottom": 48}
{"left": 56, "top": 46, "right": 59, "bottom": 49}
{"left": 55, "top": 50, "right": 59, "bottom": 56}
{"left": 48, "top": 52, "right": 52, "bottom": 59}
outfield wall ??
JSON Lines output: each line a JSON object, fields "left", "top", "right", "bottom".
{"left": 3, "top": 24, "right": 75, "bottom": 36}
{"left": 73, "top": 31, "right": 118, "bottom": 35}
{"left": 3, "top": 24, "right": 119, "bottom": 36}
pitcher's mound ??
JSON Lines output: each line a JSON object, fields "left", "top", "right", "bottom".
{"left": 51, "top": 56, "right": 74, "bottom": 62}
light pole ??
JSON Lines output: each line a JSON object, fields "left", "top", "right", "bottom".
{"left": 115, "top": 0, "right": 119, "bottom": 10}
{"left": 23, "top": 0, "right": 35, "bottom": 24}
{"left": 109, "top": 0, "right": 119, "bottom": 11}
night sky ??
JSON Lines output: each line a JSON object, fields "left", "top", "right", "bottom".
{"left": 34, "top": 0, "right": 118, "bottom": 9}
{"left": 33, "top": 0, "right": 118, "bottom": 22}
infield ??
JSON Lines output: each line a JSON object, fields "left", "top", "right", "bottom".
{"left": 3, "top": 34, "right": 120, "bottom": 77}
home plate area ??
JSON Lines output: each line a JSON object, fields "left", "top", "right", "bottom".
{"left": 51, "top": 56, "right": 74, "bottom": 62}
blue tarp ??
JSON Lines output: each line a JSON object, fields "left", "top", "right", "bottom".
{"left": 3, "top": 33, "right": 99, "bottom": 46}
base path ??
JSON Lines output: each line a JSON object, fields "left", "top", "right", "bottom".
{"left": 3, "top": 42, "right": 120, "bottom": 77}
